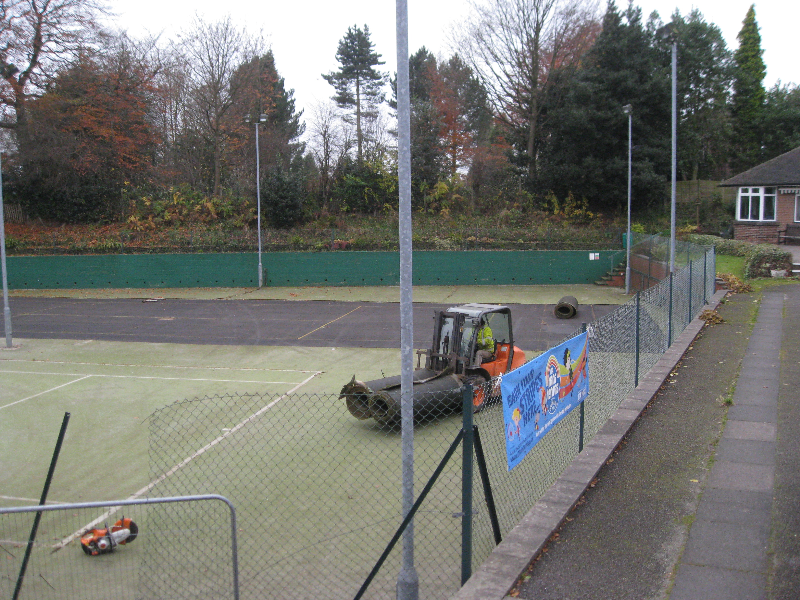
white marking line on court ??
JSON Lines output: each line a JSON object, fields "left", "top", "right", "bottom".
{"left": 0, "top": 495, "right": 64, "bottom": 504}
{"left": 0, "top": 358, "right": 318, "bottom": 374}
{"left": 297, "top": 305, "right": 362, "bottom": 340}
{"left": 0, "top": 369, "right": 304, "bottom": 386}
{"left": 52, "top": 371, "right": 322, "bottom": 552}
{"left": 0, "top": 376, "right": 92, "bottom": 411}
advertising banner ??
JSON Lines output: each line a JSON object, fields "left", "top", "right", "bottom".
{"left": 500, "top": 332, "right": 589, "bottom": 470}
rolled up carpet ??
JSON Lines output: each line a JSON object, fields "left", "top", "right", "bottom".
{"left": 554, "top": 295, "right": 578, "bottom": 319}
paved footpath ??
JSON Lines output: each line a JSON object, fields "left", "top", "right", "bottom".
{"left": 453, "top": 282, "right": 800, "bottom": 600}
{"left": 669, "top": 285, "right": 800, "bottom": 600}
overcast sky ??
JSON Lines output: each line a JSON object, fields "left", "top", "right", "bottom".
{"left": 106, "top": 0, "right": 798, "bottom": 120}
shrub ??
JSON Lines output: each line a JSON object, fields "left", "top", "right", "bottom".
{"left": 687, "top": 234, "right": 793, "bottom": 279}
{"left": 263, "top": 168, "right": 305, "bottom": 229}
{"left": 744, "top": 245, "right": 794, "bottom": 279}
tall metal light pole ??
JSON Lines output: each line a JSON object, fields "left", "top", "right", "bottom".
{"left": 396, "top": 0, "right": 418, "bottom": 598}
{"left": 623, "top": 104, "right": 633, "bottom": 295}
{"left": 0, "top": 150, "right": 12, "bottom": 348}
{"left": 246, "top": 114, "right": 267, "bottom": 288}
{"left": 670, "top": 36, "right": 677, "bottom": 274}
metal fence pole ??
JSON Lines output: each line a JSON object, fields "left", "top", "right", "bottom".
{"left": 395, "top": 1, "right": 417, "bottom": 598}
{"left": 579, "top": 323, "right": 587, "bottom": 451}
{"left": 473, "top": 426, "right": 501, "bottom": 545}
{"left": 688, "top": 259, "right": 693, "bottom": 322}
{"left": 0, "top": 150, "right": 11, "bottom": 348}
{"left": 703, "top": 249, "right": 708, "bottom": 305}
{"left": 668, "top": 273, "right": 674, "bottom": 348}
{"left": 13, "top": 412, "right": 70, "bottom": 600}
{"left": 635, "top": 292, "right": 641, "bottom": 388}
{"left": 461, "top": 384, "right": 474, "bottom": 585}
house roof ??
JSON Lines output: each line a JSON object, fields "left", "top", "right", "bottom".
{"left": 720, "top": 145, "right": 800, "bottom": 187}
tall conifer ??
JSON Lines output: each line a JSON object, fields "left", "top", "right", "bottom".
{"left": 323, "top": 25, "right": 386, "bottom": 165}
{"left": 731, "top": 4, "right": 766, "bottom": 170}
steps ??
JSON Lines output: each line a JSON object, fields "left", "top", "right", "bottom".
{"left": 595, "top": 265, "right": 625, "bottom": 287}
{"left": 793, "top": 262, "right": 800, "bottom": 277}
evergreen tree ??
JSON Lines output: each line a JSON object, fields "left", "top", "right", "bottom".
{"left": 731, "top": 4, "right": 766, "bottom": 171}
{"left": 323, "top": 25, "right": 387, "bottom": 165}
{"left": 230, "top": 51, "right": 305, "bottom": 179}
{"left": 762, "top": 83, "right": 800, "bottom": 159}
{"left": 672, "top": 10, "right": 732, "bottom": 181}
{"left": 539, "top": 2, "right": 669, "bottom": 212}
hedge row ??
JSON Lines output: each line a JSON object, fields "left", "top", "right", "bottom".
{"left": 687, "top": 234, "right": 794, "bottom": 279}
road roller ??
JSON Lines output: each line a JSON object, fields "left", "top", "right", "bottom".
{"left": 340, "top": 304, "right": 526, "bottom": 423}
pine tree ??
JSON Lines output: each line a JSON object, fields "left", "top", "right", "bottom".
{"left": 731, "top": 4, "right": 766, "bottom": 170}
{"left": 539, "top": 2, "right": 670, "bottom": 212}
{"left": 323, "top": 25, "right": 386, "bottom": 165}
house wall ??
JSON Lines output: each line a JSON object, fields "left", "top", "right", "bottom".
{"left": 734, "top": 222, "right": 779, "bottom": 244}
{"left": 734, "top": 191, "right": 795, "bottom": 244}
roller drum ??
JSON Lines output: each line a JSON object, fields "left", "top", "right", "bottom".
{"left": 340, "top": 370, "right": 464, "bottom": 423}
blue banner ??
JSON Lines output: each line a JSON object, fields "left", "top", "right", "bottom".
{"left": 500, "top": 332, "right": 589, "bottom": 471}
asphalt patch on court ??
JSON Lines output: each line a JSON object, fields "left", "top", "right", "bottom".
{"left": 5, "top": 297, "right": 615, "bottom": 351}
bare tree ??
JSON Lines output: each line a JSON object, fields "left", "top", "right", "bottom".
{"left": 0, "top": 0, "right": 107, "bottom": 131}
{"left": 456, "top": 0, "right": 599, "bottom": 179}
{"left": 181, "top": 15, "right": 264, "bottom": 195}
{"left": 307, "top": 101, "right": 352, "bottom": 211}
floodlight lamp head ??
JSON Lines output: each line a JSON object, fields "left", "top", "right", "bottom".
{"left": 622, "top": 104, "right": 632, "bottom": 115}
{"left": 658, "top": 23, "right": 677, "bottom": 44}
{"left": 259, "top": 114, "right": 267, "bottom": 123}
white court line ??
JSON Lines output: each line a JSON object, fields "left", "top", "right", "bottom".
{"left": 0, "top": 358, "right": 317, "bottom": 373}
{"left": 0, "top": 369, "right": 303, "bottom": 385}
{"left": 0, "top": 495, "right": 64, "bottom": 504}
{"left": 0, "top": 376, "right": 92, "bottom": 411}
{"left": 52, "top": 371, "right": 322, "bottom": 552}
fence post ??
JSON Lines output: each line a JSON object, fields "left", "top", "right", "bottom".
{"left": 703, "top": 249, "right": 708, "bottom": 305}
{"left": 13, "top": 412, "right": 70, "bottom": 600}
{"left": 688, "top": 259, "right": 693, "bottom": 322}
{"left": 461, "top": 384, "right": 474, "bottom": 585}
{"left": 635, "top": 292, "right": 641, "bottom": 388}
{"left": 579, "top": 323, "right": 587, "bottom": 452}
{"left": 668, "top": 273, "right": 673, "bottom": 348}
{"left": 473, "top": 427, "right": 502, "bottom": 545}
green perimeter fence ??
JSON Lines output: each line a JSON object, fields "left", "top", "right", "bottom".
{"left": 0, "top": 236, "right": 715, "bottom": 600}
{"left": 5, "top": 250, "right": 623, "bottom": 289}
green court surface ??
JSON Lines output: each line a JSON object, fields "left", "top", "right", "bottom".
{"left": 0, "top": 284, "right": 626, "bottom": 598}
{"left": 0, "top": 337, "right": 402, "bottom": 509}
{"left": 1, "top": 284, "right": 624, "bottom": 508}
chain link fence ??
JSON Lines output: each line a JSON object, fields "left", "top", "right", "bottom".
{"left": 1, "top": 237, "right": 716, "bottom": 599}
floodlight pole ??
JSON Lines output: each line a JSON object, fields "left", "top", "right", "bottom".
{"left": 670, "top": 37, "right": 677, "bottom": 274}
{"left": 247, "top": 114, "right": 267, "bottom": 288}
{"left": 396, "top": 0, "right": 418, "bottom": 598}
{"left": 0, "top": 151, "right": 12, "bottom": 348}
{"left": 623, "top": 104, "right": 632, "bottom": 295}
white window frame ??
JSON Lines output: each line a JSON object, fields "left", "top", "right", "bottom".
{"left": 795, "top": 194, "right": 800, "bottom": 223}
{"left": 737, "top": 187, "right": 776, "bottom": 222}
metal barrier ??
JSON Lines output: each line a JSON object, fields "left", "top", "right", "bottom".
{"left": 135, "top": 236, "right": 717, "bottom": 600}
{"left": 0, "top": 495, "right": 239, "bottom": 600}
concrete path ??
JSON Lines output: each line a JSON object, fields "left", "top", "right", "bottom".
{"left": 453, "top": 282, "right": 800, "bottom": 600}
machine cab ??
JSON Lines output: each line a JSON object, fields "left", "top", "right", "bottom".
{"left": 425, "top": 304, "right": 523, "bottom": 378}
